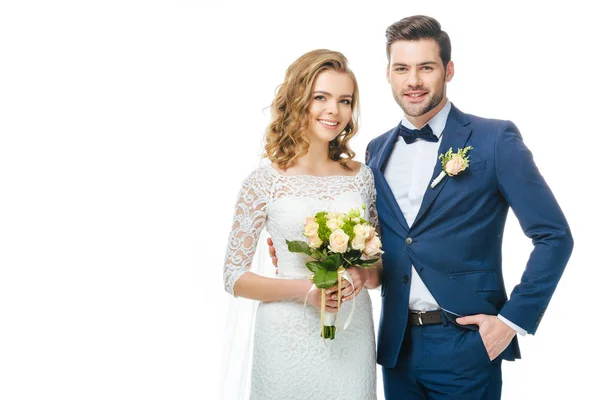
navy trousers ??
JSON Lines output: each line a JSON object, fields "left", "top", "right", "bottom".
{"left": 383, "top": 316, "right": 502, "bottom": 399}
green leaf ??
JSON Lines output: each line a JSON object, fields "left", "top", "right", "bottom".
{"left": 355, "top": 258, "right": 379, "bottom": 267}
{"left": 305, "top": 261, "right": 322, "bottom": 273}
{"left": 286, "top": 240, "right": 312, "bottom": 256}
{"left": 341, "top": 255, "right": 355, "bottom": 267}
{"left": 346, "top": 249, "right": 362, "bottom": 259}
{"left": 342, "top": 249, "right": 362, "bottom": 267}
{"left": 322, "top": 253, "right": 342, "bottom": 271}
{"left": 313, "top": 268, "right": 339, "bottom": 289}
{"left": 309, "top": 249, "right": 325, "bottom": 261}
{"left": 360, "top": 258, "right": 380, "bottom": 264}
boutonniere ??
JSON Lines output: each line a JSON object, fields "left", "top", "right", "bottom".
{"left": 430, "top": 146, "right": 473, "bottom": 189}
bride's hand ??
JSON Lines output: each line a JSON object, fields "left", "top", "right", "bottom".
{"left": 305, "top": 283, "right": 339, "bottom": 312}
{"left": 326, "top": 266, "right": 367, "bottom": 303}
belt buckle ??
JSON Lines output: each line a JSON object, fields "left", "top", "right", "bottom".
{"left": 411, "top": 310, "right": 425, "bottom": 325}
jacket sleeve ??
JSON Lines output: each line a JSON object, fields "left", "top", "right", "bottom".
{"left": 495, "top": 121, "right": 573, "bottom": 334}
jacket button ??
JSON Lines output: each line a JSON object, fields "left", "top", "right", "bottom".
{"left": 403, "top": 275, "right": 409, "bottom": 283}
{"left": 405, "top": 237, "right": 413, "bottom": 245}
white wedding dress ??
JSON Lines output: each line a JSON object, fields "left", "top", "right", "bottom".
{"left": 223, "top": 163, "right": 377, "bottom": 400}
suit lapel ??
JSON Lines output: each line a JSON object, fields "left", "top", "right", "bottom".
{"left": 412, "top": 105, "right": 473, "bottom": 227}
{"left": 370, "top": 124, "right": 409, "bottom": 234}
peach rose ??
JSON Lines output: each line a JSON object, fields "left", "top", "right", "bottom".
{"left": 305, "top": 216, "right": 316, "bottom": 225}
{"left": 444, "top": 155, "right": 468, "bottom": 176}
{"left": 328, "top": 229, "right": 349, "bottom": 253}
{"left": 304, "top": 218, "right": 319, "bottom": 237}
{"left": 364, "top": 236, "right": 383, "bottom": 257}
{"left": 308, "top": 235, "right": 323, "bottom": 249}
{"left": 364, "top": 226, "right": 375, "bottom": 241}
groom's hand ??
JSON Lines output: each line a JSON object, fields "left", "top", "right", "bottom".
{"left": 267, "top": 238, "right": 279, "bottom": 274}
{"left": 456, "top": 314, "right": 516, "bottom": 361}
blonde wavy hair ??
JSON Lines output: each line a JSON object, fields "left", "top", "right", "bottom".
{"left": 264, "top": 49, "right": 360, "bottom": 170}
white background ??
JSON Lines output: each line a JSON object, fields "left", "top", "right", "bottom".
{"left": 1, "top": 1, "right": 598, "bottom": 399}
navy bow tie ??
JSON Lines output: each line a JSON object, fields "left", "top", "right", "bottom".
{"left": 397, "top": 124, "right": 438, "bottom": 144}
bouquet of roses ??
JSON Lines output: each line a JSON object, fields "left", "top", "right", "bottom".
{"left": 286, "top": 205, "right": 383, "bottom": 340}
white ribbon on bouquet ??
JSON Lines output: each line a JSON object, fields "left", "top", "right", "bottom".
{"left": 303, "top": 268, "right": 357, "bottom": 343}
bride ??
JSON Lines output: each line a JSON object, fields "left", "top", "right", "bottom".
{"left": 222, "top": 49, "right": 380, "bottom": 399}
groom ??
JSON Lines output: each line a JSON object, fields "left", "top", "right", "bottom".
{"left": 367, "top": 15, "right": 573, "bottom": 399}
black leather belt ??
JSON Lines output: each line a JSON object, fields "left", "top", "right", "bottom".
{"left": 408, "top": 310, "right": 443, "bottom": 326}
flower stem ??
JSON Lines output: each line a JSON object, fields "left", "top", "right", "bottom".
{"left": 430, "top": 171, "right": 446, "bottom": 189}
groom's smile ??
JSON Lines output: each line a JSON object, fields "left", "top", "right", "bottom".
{"left": 387, "top": 39, "right": 454, "bottom": 128}
{"left": 403, "top": 90, "right": 429, "bottom": 103}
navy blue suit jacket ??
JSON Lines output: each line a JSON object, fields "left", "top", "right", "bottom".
{"left": 366, "top": 104, "right": 573, "bottom": 368}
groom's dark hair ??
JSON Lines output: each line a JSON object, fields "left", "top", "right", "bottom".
{"left": 385, "top": 15, "right": 451, "bottom": 68}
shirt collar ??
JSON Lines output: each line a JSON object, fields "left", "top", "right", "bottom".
{"left": 401, "top": 100, "right": 452, "bottom": 139}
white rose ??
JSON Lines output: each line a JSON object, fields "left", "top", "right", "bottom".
{"left": 326, "top": 212, "right": 340, "bottom": 220}
{"left": 326, "top": 219, "right": 341, "bottom": 231}
{"left": 328, "top": 229, "right": 349, "bottom": 253}
{"left": 351, "top": 235, "right": 366, "bottom": 251}
{"left": 353, "top": 224, "right": 370, "bottom": 241}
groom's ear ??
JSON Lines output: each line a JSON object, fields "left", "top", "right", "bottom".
{"left": 386, "top": 64, "right": 391, "bottom": 83}
{"left": 445, "top": 60, "right": 455, "bottom": 82}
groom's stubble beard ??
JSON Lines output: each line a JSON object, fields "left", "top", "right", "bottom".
{"left": 392, "top": 72, "right": 447, "bottom": 118}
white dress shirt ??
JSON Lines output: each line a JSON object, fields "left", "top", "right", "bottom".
{"left": 383, "top": 101, "right": 526, "bottom": 335}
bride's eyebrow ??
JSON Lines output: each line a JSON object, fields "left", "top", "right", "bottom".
{"left": 313, "top": 90, "right": 353, "bottom": 99}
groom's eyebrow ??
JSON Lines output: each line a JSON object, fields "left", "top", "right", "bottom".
{"left": 313, "top": 91, "right": 353, "bottom": 99}
{"left": 392, "top": 61, "right": 437, "bottom": 67}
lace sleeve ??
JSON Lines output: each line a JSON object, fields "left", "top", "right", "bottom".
{"left": 223, "top": 169, "right": 269, "bottom": 296}
{"left": 364, "top": 166, "right": 380, "bottom": 233}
